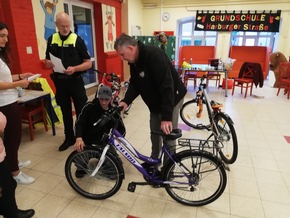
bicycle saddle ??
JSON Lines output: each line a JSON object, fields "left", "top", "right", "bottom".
{"left": 151, "top": 129, "right": 182, "bottom": 140}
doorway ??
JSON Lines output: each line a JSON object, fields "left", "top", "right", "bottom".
{"left": 64, "top": 0, "right": 98, "bottom": 88}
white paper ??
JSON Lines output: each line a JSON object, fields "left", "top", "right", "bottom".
{"left": 27, "top": 74, "right": 41, "bottom": 81}
{"left": 49, "top": 53, "right": 66, "bottom": 73}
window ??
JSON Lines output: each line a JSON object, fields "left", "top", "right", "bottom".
{"left": 178, "top": 20, "right": 218, "bottom": 47}
{"left": 231, "top": 31, "right": 277, "bottom": 48}
{"left": 176, "top": 18, "right": 218, "bottom": 65}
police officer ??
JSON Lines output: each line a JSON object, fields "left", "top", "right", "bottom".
{"left": 45, "top": 12, "right": 92, "bottom": 151}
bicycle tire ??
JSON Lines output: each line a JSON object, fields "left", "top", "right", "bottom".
{"left": 65, "top": 146, "right": 123, "bottom": 200}
{"left": 163, "top": 150, "right": 227, "bottom": 206}
{"left": 180, "top": 99, "right": 211, "bottom": 130}
{"left": 213, "top": 113, "right": 238, "bottom": 164}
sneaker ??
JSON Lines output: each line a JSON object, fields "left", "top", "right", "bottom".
{"left": 13, "top": 172, "right": 35, "bottom": 185}
{"left": 75, "top": 169, "right": 86, "bottom": 178}
{"left": 18, "top": 160, "right": 31, "bottom": 168}
{"left": 59, "top": 138, "right": 75, "bottom": 151}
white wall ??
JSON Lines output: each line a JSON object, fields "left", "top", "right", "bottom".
{"left": 130, "top": 2, "right": 290, "bottom": 60}
{"left": 127, "top": 0, "right": 143, "bottom": 36}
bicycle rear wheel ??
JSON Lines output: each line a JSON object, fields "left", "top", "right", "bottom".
{"left": 213, "top": 113, "right": 238, "bottom": 164}
{"left": 65, "top": 146, "right": 123, "bottom": 200}
{"left": 163, "top": 151, "right": 227, "bottom": 206}
{"left": 180, "top": 99, "right": 211, "bottom": 130}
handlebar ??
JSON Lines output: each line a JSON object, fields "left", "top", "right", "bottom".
{"left": 91, "top": 69, "right": 120, "bottom": 81}
{"left": 93, "top": 106, "right": 124, "bottom": 127}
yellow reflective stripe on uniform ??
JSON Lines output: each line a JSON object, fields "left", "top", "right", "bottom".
{"left": 51, "top": 33, "right": 78, "bottom": 47}
{"left": 34, "top": 78, "right": 63, "bottom": 125}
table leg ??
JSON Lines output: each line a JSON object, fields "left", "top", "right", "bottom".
{"left": 46, "top": 94, "right": 56, "bottom": 135}
{"left": 225, "top": 70, "right": 228, "bottom": 97}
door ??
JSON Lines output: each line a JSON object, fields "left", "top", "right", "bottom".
{"left": 64, "top": 0, "right": 98, "bottom": 88}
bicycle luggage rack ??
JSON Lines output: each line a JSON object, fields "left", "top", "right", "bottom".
{"left": 178, "top": 138, "right": 216, "bottom": 154}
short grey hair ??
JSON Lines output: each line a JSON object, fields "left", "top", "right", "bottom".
{"left": 114, "top": 33, "right": 138, "bottom": 50}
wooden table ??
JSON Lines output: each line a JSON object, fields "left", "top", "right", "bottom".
{"left": 182, "top": 64, "right": 229, "bottom": 97}
{"left": 18, "top": 90, "right": 56, "bottom": 136}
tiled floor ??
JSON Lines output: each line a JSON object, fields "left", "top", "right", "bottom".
{"left": 3, "top": 75, "right": 290, "bottom": 218}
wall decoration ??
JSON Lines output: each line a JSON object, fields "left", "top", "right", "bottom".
{"left": 32, "top": 0, "right": 63, "bottom": 59}
{"left": 195, "top": 10, "right": 281, "bottom": 32}
{"left": 102, "top": 4, "right": 116, "bottom": 52}
{"left": 40, "top": 0, "right": 58, "bottom": 41}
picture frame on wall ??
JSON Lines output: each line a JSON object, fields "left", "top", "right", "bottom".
{"left": 102, "top": 4, "right": 116, "bottom": 52}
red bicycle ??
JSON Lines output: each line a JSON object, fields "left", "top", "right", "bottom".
{"left": 93, "top": 69, "right": 132, "bottom": 116}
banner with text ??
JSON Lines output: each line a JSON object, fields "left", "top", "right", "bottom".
{"left": 195, "top": 10, "right": 281, "bottom": 32}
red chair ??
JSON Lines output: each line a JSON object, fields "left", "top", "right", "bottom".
{"left": 206, "top": 58, "right": 221, "bottom": 88}
{"left": 20, "top": 98, "right": 48, "bottom": 141}
{"left": 276, "top": 62, "right": 290, "bottom": 99}
{"left": 183, "top": 69, "right": 198, "bottom": 88}
{"left": 232, "top": 62, "right": 262, "bottom": 98}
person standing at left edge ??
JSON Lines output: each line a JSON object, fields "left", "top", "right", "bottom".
{"left": 45, "top": 12, "right": 92, "bottom": 151}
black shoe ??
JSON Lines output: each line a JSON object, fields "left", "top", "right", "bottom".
{"left": 17, "top": 209, "right": 35, "bottom": 218}
{"left": 141, "top": 162, "right": 156, "bottom": 174}
{"left": 59, "top": 138, "right": 75, "bottom": 151}
{"left": 75, "top": 169, "right": 86, "bottom": 178}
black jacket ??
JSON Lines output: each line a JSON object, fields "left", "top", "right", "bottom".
{"left": 122, "top": 41, "right": 187, "bottom": 121}
{"left": 75, "top": 98, "right": 125, "bottom": 144}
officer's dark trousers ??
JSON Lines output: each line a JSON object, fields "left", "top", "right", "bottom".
{"left": 53, "top": 76, "right": 88, "bottom": 140}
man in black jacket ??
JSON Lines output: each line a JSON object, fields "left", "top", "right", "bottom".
{"left": 114, "top": 33, "right": 187, "bottom": 164}
{"left": 74, "top": 85, "right": 125, "bottom": 153}
{"left": 73, "top": 86, "right": 125, "bottom": 178}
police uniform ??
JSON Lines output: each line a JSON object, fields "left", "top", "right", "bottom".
{"left": 45, "top": 31, "right": 90, "bottom": 149}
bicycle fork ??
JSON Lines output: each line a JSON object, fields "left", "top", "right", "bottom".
{"left": 90, "top": 144, "right": 110, "bottom": 177}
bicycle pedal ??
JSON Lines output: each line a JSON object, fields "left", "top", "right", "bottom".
{"left": 128, "top": 182, "right": 136, "bottom": 192}
{"left": 151, "top": 183, "right": 161, "bottom": 188}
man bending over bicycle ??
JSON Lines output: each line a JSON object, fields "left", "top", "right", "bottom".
{"left": 73, "top": 86, "right": 126, "bottom": 177}
{"left": 114, "top": 33, "right": 187, "bottom": 167}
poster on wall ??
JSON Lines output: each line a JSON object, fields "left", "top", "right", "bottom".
{"left": 102, "top": 4, "right": 116, "bottom": 52}
{"left": 32, "top": 0, "right": 63, "bottom": 60}
{"left": 195, "top": 10, "right": 281, "bottom": 32}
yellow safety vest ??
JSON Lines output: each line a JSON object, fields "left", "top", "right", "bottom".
{"left": 34, "top": 78, "right": 63, "bottom": 125}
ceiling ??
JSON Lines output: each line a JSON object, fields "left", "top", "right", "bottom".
{"left": 141, "top": 0, "right": 290, "bottom": 7}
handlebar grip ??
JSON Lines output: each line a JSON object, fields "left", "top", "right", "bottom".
{"left": 118, "top": 106, "right": 124, "bottom": 112}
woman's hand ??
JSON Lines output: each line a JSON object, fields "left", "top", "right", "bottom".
{"left": 17, "top": 79, "right": 30, "bottom": 88}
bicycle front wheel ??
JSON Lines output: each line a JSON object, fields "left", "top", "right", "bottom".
{"left": 65, "top": 147, "right": 123, "bottom": 200}
{"left": 180, "top": 99, "right": 211, "bottom": 130}
{"left": 163, "top": 151, "right": 227, "bottom": 206}
{"left": 213, "top": 113, "right": 238, "bottom": 164}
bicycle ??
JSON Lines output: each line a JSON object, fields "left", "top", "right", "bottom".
{"left": 93, "top": 69, "right": 132, "bottom": 116}
{"left": 180, "top": 74, "right": 238, "bottom": 164}
{"left": 65, "top": 106, "right": 227, "bottom": 206}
